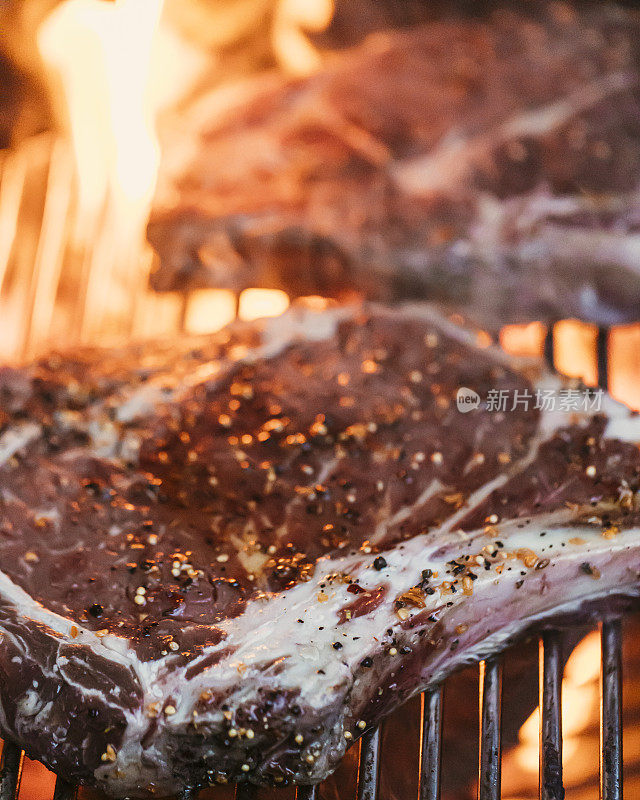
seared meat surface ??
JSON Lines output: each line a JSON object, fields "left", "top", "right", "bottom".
{"left": 0, "top": 304, "right": 639, "bottom": 796}
{"left": 148, "top": 2, "right": 640, "bottom": 327}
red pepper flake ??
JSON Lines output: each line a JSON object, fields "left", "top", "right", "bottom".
{"left": 396, "top": 587, "right": 426, "bottom": 609}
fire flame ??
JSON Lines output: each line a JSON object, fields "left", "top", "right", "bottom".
{"left": 33, "top": 0, "right": 332, "bottom": 346}
{"left": 502, "top": 631, "right": 603, "bottom": 799}
{"left": 274, "top": 0, "right": 335, "bottom": 75}
{"left": 501, "top": 319, "right": 640, "bottom": 409}
{"left": 184, "top": 289, "right": 290, "bottom": 335}
{"left": 36, "top": 0, "right": 335, "bottom": 246}
{"left": 37, "top": 0, "right": 164, "bottom": 242}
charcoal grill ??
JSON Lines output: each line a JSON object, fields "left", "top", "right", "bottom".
{"left": 0, "top": 134, "right": 631, "bottom": 800}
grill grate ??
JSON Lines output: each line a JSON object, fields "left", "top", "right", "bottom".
{"left": 601, "top": 620, "right": 623, "bottom": 800}
{"left": 419, "top": 687, "right": 443, "bottom": 800}
{"left": 0, "top": 623, "right": 624, "bottom": 799}
{"left": 478, "top": 658, "right": 502, "bottom": 800}
{"left": 539, "top": 631, "right": 564, "bottom": 800}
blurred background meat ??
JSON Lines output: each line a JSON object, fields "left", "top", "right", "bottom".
{"left": 147, "top": 2, "right": 640, "bottom": 331}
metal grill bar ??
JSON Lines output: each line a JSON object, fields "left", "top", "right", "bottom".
{"left": 52, "top": 777, "right": 77, "bottom": 800}
{"left": 418, "top": 686, "right": 443, "bottom": 800}
{"left": 539, "top": 631, "right": 564, "bottom": 800}
{"left": 296, "top": 785, "right": 318, "bottom": 799}
{"left": 601, "top": 619, "right": 623, "bottom": 800}
{"left": 356, "top": 726, "right": 381, "bottom": 800}
{"left": 478, "top": 658, "right": 502, "bottom": 800}
{"left": 544, "top": 323, "right": 556, "bottom": 371}
{"left": 597, "top": 327, "right": 610, "bottom": 390}
{"left": 0, "top": 743, "right": 23, "bottom": 800}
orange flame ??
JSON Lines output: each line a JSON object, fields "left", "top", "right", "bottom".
{"left": 185, "top": 289, "right": 291, "bottom": 335}
{"left": 33, "top": 0, "right": 331, "bottom": 345}
{"left": 274, "top": 0, "right": 335, "bottom": 75}
{"left": 38, "top": 0, "right": 165, "bottom": 239}
{"left": 502, "top": 631, "right": 602, "bottom": 799}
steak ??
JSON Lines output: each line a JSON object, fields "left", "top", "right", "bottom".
{"left": 148, "top": 2, "right": 640, "bottom": 328}
{"left": 0, "top": 302, "right": 640, "bottom": 797}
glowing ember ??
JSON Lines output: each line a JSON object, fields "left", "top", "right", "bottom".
{"left": 274, "top": 0, "right": 335, "bottom": 74}
{"left": 185, "top": 288, "right": 291, "bottom": 334}
{"left": 185, "top": 289, "right": 236, "bottom": 335}
{"left": 9, "top": 754, "right": 55, "bottom": 800}
{"left": 553, "top": 320, "right": 598, "bottom": 388}
{"left": 500, "top": 321, "right": 546, "bottom": 358}
{"left": 500, "top": 319, "right": 597, "bottom": 387}
{"left": 239, "top": 288, "right": 290, "bottom": 321}
{"left": 610, "top": 325, "right": 640, "bottom": 411}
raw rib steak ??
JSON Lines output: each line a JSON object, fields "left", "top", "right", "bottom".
{"left": 0, "top": 302, "right": 640, "bottom": 797}
{"left": 148, "top": 2, "right": 640, "bottom": 328}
